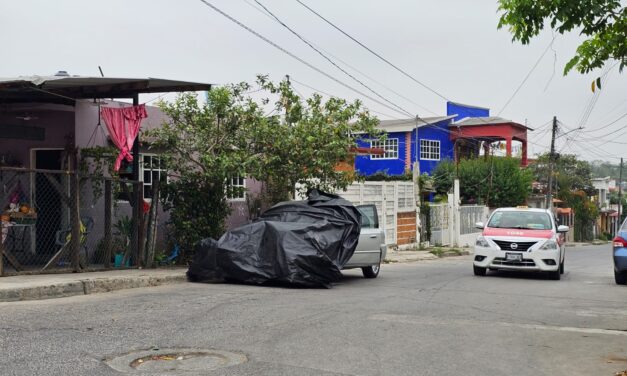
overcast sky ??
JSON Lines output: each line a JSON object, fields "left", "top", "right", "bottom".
{"left": 1, "top": 0, "right": 625, "bottom": 162}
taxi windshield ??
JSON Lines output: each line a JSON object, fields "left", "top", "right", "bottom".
{"left": 487, "top": 211, "right": 552, "bottom": 230}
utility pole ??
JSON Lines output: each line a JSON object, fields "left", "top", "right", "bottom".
{"left": 618, "top": 157, "right": 623, "bottom": 234}
{"left": 546, "top": 116, "right": 558, "bottom": 210}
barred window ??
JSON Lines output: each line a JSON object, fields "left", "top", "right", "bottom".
{"left": 116, "top": 153, "right": 167, "bottom": 201}
{"left": 420, "top": 139, "right": 440, "bottom": 161}
{"left": 142, "top": 154, "right": 167, "bottom": 199}
{"left": 227, "top": 176, "right": 246, "bottom": 200}
{"left": 370, "top": 138, "right": 399, "bottom": 159}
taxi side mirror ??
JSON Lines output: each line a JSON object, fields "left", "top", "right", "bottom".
{"left": 557, "top": 225, "right": 569, "bottom": 233}
{"left": 475, "top": 222, "right": 484, "bottom": 229}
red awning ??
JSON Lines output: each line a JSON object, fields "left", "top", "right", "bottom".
{"left": 350, "top": 147, "right": 384, "bottom": 156}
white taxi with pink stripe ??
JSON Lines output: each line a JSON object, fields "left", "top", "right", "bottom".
{"left": 473, "top": 207, "right": 569, "bottom": 280}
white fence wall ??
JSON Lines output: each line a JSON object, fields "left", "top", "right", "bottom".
{"left": 339, "top": 181, "right": 416, "bottom": 245}
{"left": 458, "top": 205, "right": 491, "bottom": 247}
{"left": 429, "top": 203, "right": 450, "bottom": 246}
{"left": 428, "top": 203, "right": 489, "bottom": 247}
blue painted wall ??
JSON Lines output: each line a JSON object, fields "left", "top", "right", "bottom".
{"left": 355, "top": 131, "right": 408, "bottom": 176}
{"left": 355, "top": 119, "right": 454, "bottom": 176}
{"left": 412, "top": 119, "right": 454, "bottom": 174}
{"left": 447, "top": 102, "right": 489, "bottom": 122}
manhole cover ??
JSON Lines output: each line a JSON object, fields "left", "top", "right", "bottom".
{"left": 105, "top": 348, "right": 247, "bottom": 374}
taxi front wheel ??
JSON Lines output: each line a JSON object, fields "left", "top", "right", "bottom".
{"left": 549, "top": 268, "right": 561, "bottom": 280}
{"left": 473, "top": 265, "right": 487, "bottom": 276}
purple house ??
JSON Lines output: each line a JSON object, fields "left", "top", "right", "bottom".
{"left": 0, "top": 73, "right": 257, "bottom": 273}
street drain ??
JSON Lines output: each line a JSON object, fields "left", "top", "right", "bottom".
{"left": 105, "top": 348, "right": 247, "bottom": 374}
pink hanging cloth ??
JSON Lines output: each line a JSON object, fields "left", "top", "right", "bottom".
{"left": 100, "top": 104, "right": 148, "bottom": 171}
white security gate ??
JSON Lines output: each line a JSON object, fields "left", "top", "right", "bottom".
{"left": 339, "top": 181, "right": 416, "bottom": 245}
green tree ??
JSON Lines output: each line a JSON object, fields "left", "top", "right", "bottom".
{"left": 497, "top": 0, "right": 626, "bottom": 74}
{"left": 431, "top": 157, "right": 532, "bottom": 207}
{"left": 530, "top": 153, "right": 595, "bottom": 196}
{"left": 146, "top": 77, "right": 379, "bottom": 258}
{"left": 249, "top": 77, "right": 380, "bottom": 203}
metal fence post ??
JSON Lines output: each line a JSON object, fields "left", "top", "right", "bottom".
{"left": 70, "top": 171, "right": 80, "bottom": 271}
{"left": 136, "top": 183, "right": 145, "bottom": 267}
{"left": 104, "top": 179, "right": 113, "bottom": 269}
{"left": 0, "top": 227, "right": 4, "bottom": 277}
{"left": 145, "top": 179, "right": 160, "bottom": 268}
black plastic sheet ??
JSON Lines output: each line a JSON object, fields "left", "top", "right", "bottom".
{"left": 187, "top": 190, "right": 361, "bottom": 288}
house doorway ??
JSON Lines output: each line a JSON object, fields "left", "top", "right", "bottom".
{"left": 31, "top": 149, "right": 64, "bottom": 259}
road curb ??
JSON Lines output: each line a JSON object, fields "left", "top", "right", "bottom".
{"left": 0, "top": 273, "right": 187, "bottom": 303}
{"left": 385, "top": 249, "right": 471, "bottom": 264}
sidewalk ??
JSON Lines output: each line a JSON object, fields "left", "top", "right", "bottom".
{"left": 0, "top": 249, "right": 472, "bottom": 303}
{"left": 385, "top": 248, "right": 471, "bottom": 264}
{"left": 0, "top": 268, "right": 187, "bottom": 303}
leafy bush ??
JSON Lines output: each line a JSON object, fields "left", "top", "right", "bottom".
{"left": 432, "top": 157, "right": 532, "bottom": 207}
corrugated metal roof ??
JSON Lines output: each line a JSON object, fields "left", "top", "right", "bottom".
{"left": 452, "top": 116, "right": 532, "bottom": 130}
{"left": 376, "top": 115, "right": 456, "bottom": 133}
{"left": 0, "top": 74, "right": 213, "bottom": 104}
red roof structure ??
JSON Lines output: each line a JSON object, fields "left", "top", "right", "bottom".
{"left": 449, "top": 116, "right": 532, "bottom": 166}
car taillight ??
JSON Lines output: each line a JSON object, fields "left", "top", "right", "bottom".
{"left": 613, "top": 236, "right": 627, "bottom": 248}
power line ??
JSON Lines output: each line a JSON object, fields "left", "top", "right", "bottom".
{"left": 294, "top": 0, "right": 450, "bottom": 102}
{"left": 290, "top": 77, "right": 402, "bottom": 119}
{"left": 241, "top": 0, "right": 438, "bottom": 116}
{"left": 252, "top": 0, "right": 413, "bottom": 117}
{"left": 497, "top": 36, "right": 555, "bottom": 116}
{"left": 196, "top": 0, "right": 412, "bottom": 117}
{"left": 579, "top": 111, "right": 627, "bottom": 135}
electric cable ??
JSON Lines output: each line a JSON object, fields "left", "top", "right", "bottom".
{"left": 197, "top": 0, "right": 413, "bottom": 118}
{"left": 241, "top": 0, "right": 438, "bottom": 116}
{"left": 497, "top": 36, "right": 555, "bottom": 116}
{"left": 294, "top": 0, "right": 450, "bottom": 102}
{"left": 252, "top": 0, "right": 414, "bottom": 117}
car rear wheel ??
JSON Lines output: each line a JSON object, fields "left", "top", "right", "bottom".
{"left": 473, "top": 265, "right": 487, "bottom": 276}
{"left": 559, "top": 259, "right": 565, "bottom": 274}
{"left": 362, "top": 263, "right": 380, "bottom": 278}
{"left": 615, "top": 270, "right": 627, "bottom": 285}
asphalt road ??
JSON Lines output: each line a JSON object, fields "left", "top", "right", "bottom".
{"left": 1, "top": 244, "right": 626, "bottom": 376}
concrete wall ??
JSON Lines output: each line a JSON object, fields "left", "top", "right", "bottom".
{"left": 354, "top": 118, "right": 455, "bottom": 177}
{"left": 446, "top": 102, "right": 490, "bottom": 122}
{"left": 355, "top": 131, "right": 409, "bottom": 176}
{"left": 410, "top": 119, "right": 455, "bottom": 175}
{"left": 0, "top": 103, "right": 75, "bottom": 168}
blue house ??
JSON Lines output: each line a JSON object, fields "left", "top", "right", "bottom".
{"left": 355, "top": 115, "right": 456, "bottom": 176}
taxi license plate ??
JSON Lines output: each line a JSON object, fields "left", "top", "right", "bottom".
{"left": 505, "top": 253, "right": 523, "bottom": 262}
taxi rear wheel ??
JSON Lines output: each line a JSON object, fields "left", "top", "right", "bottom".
{"left": 473, "top": 265, "right": 487, "bottom": 276}
{"left": 615, "top": 270, "right": 627, "bottom": 285}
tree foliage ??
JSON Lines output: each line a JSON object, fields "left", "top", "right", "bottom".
{"left": 146, "top": 76, "right": 380, "bottom": 258}
{"left": 529, "top": 153, "right": 595, "bottom": 196}
{"left": 432, "top": 157, "right": 533, "bottom": 207}
{"left": 497, "top": 0, "right": 626, "bottom": 74}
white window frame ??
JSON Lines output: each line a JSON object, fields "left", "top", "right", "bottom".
{"left": 227, "top": 176, "right": 246, "bottom": 201}
{"left": 370, "top": 138, "right": 399, "bottom": 160}
{"left": 420, "top": 139, "right": 440, "bottom": 161}
{"left": 141, "top": 154, "right": 167, "bottom": 201}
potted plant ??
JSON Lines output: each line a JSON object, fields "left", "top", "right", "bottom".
{"left": 113, "top": 216, "right": 133, "bottom": 267}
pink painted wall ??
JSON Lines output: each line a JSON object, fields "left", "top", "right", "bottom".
{"left": 0, "top": 103, "right": 75, "bottom": 168}
{"left": 2, "top": 100, "right": 261, "bottom": 247}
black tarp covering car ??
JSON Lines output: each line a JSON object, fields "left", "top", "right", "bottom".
{"left": 187, "top": 190, "right": 362, "bottom": 288}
